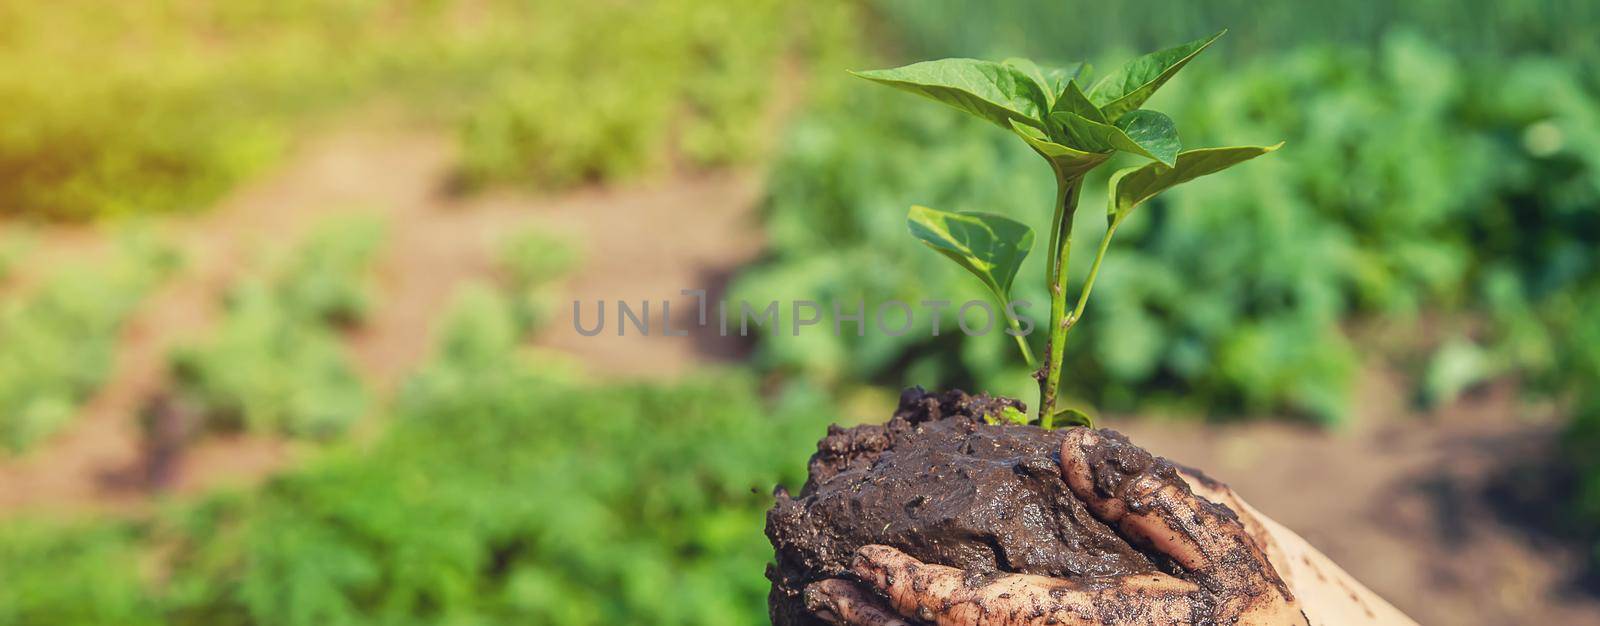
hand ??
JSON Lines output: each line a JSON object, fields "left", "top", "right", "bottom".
{"left": 804, "top": 428, "right": 1415, "bottom": 626}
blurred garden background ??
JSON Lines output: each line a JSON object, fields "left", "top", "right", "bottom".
{"left": 0, "top": 0, "right": 1597, "bottom": 624}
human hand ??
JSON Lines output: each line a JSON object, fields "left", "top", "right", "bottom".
{"left": 804, "top": 428, "right": 1415, "bottom": 626}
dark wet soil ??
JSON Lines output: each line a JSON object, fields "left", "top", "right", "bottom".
{"left": 766, "top": 388, "right": 1161, "bottom": 626}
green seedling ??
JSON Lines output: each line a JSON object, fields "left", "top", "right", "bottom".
{"left": 855, "top": 30, "right": 1280, "bottom": 428}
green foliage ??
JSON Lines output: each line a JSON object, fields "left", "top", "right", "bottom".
{"left": 169, "top": 217, "right": 383, "bottom": 438}
{"left": 0, "top": 520, "right": 160, "bottom": 626}
{"left": 496, "top": 226, "right": 582, "bottom": 335}
{"left": 271, "top": 216, "right": 387, "bottom": 326}
{"left": 851, "top": 59, "right": 1050, "bottom": 131}
{"left": 169, "top": 284, "right": 368, "bottom": 439}
{"left": 1087, "top": 30, "right": 1224, "bottom": 120}
{"left": 0, "top": 285, "right": 835, "bottom": 625}
{"left": 905, "top": 207, "right": 1033, "bottom": 311}
{"left": 854, "top": 33, "right": 1275, "bottom": 423}
{"left": 737, "top": 33, "right": 1600, "bottom": 425}
{"left": 456, "top": 0, "right": 859, "bottom": 189}
{"left": 1106, "top": 144, "right": 1281, "bottom": 227}
{"left": 0, "top": 235, "right": 176, "bottom": 452}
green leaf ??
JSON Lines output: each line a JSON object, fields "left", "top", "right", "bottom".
{"left": 996, "top": 405, "right": 1031, "bottom": 426}
{"left": 1049, "top": 110, "right": 1180, "bottom": 166}
{"left": 1089, "top": 30, "right": 1225, "bottom": 120}
{"left": 1114, "top": 110, "right": 1180, "bottom": 165}
{"left": 1009, "top": 119, "right": 1109, "bottom": 180}
{"left": 1002, "top": 58, "right": 1054, "bottom": 108}
{"left": 1052, "top": 80, "right": 1106, "bottom": 123}
{"left": 906, "top": 205, "right": 1034, "bottom": 302}
{"left": 1107, "top": 143, "right": 1283, "bottom": 227}
{"left": 1051, "top": 407, "right": 1094, "bottom": 428}
{"left": 853, "top": 59, "right": 1048, "bottom": 130}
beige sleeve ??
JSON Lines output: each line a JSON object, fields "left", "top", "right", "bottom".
{"left": 1234, "top": 497, "right": 1418, "bottom": 626}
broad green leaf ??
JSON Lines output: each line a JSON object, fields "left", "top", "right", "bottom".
{"left": 906, "top": 205, "right": 1034, "bottom": 301}
{"left": 1051, "top": 407, "right": 1094, "bottom": 428}
{"left": 1009, "top": 119, "right": 1109, "bottom": 180}
{"left": 1089, "top": 30, "right": 1225, "bottom": 120}
{"left": 1107, "top": 143, "right": 1283, "bottom": 227}
{"left": 853, "top": 59, "right": 1048, "bottom": 130}
{"left": 1002, "top": 58, "right": 1055, "bottom": 108}
{"left": 1049, "top": 110, "right": 1180, "bottom": 166}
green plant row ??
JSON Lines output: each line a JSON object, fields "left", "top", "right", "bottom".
{"left": 0, "top": 233, "right": 178, "bottom": 452}
{"left": 169, "top": 217, "right": 385, "bottom": 439}
{"left": 0, "top": 284, "right": 832, "bottom": 626}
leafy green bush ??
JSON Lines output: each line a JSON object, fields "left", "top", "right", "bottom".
{"left": 170, "top": 284, "right": 368, "bottom": 439}
{"left": 169, "top": 217, "right": 383, "bottom": 438}
{"left": 496, "top": 226, "right": 581, "bottom": 335}
{"left": 0, "top": 520, "right": 160, "bottom": 626}
{"left": 270, "top": 215, "right": 387, "bottom": 326}
{"left": 0, "top": 234, "right": 177, "bottom": 451}
{"left": 735, "top": 34, "right": 1600, "bottom": 423}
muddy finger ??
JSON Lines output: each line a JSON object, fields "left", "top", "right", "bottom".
{"left": 1174, "top": 465, "right": 1285, "bottom": 572}
{"left": 805, "top": 579, "right": 917, "bottom": 626}
{"left": 1059, "top": 429, "right": 1291, "bottom": 600}
{"left": 851, "top": 544, "right": 1204, "bottom": 626}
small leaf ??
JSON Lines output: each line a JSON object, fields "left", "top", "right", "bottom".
{"left": 1089, "top": 30, "right": 1225, "bottom": 120}
{"left": 1003, "top": 59, "right": 1093, "bottom": 112}
{"left": 906, "top": 205, "right": 1034, "bottom": 302}
{"left": 999, "top": 406, "right": 1031, "bottom": 426}
{"left": 1009, "top": 119, "right": 1109, "bottom": 180}
{"left": 1046, "top": 62, "right": 1092, "bottom": 97}
{"left": 1052, "top": 80, "right": 1107, "bottom": 123}
{"left": 1114, "top": 110, "right": 1180, "bottom": 166}
{"left": 853, "top": 59, "right": 1048, "bottom": 130}
{"left": 1051, "top": 407, "right": 1094, "bottom": 428}
{"left": 1049, "top": 110, "right": 1180, "bottom": 166}
{"left": 1107, "top": 143, "right": 1283, "bottom": 227}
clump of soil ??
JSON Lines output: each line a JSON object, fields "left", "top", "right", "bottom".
{"left": 766, "top": 387, "right": 1161, "bottom": 625}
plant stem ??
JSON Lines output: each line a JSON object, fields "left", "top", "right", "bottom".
{"left": 1069, "top": 222, "right": 1118, "bottom": 325}
{"left": 1008, "top": 315, "right": 1038, "bottom": 369}
{"left": 1039, "top": 175, "right": 1084, "bottom": 427}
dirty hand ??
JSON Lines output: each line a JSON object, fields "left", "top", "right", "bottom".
{"left": 804, "top": 428, "right": 1415, "bottom": 626}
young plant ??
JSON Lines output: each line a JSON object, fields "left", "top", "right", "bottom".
{"left": 854, "top": 30, "right": 1280, "bottom": 428}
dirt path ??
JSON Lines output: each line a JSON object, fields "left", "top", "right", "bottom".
{"left": 0, "top": 114, "right": 765, "bottom": 515}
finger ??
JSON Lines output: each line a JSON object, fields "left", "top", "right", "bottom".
{"left": 804, "top": 579, "right": 916, "bottom": 626}
{"left": 1173, "top": 465, "right": 1285, "bottom": 572}
{"left": 850, "top": 544, "right": 1200, "bottom": 626}
{"left": 1060, "top": 429, "right": 1287, "bottom": 599}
